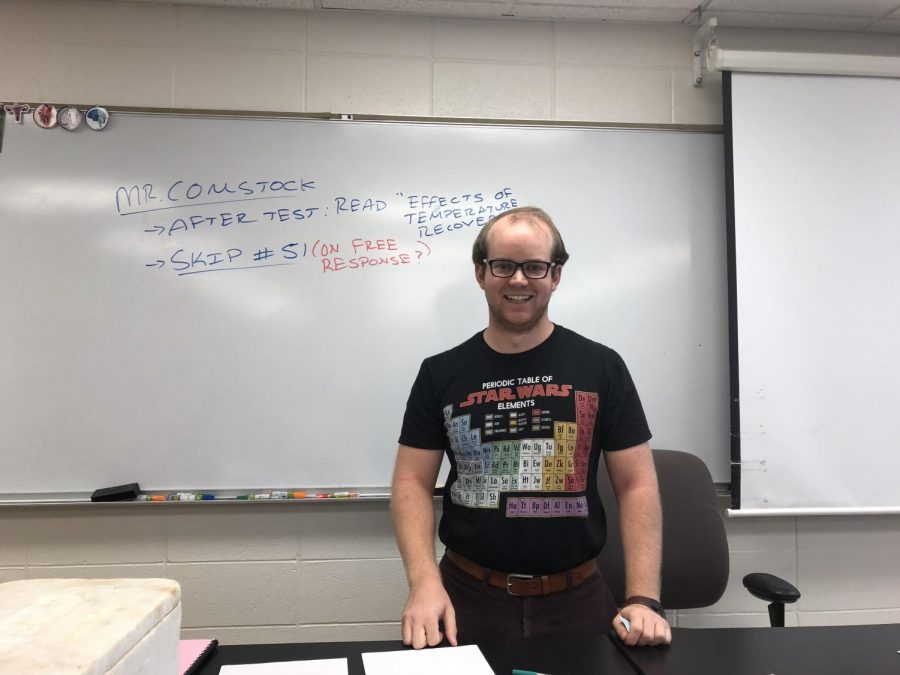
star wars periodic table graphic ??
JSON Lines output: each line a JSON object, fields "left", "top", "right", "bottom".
{"left": 445, "top": 385, "right": 599, "bottom": 518}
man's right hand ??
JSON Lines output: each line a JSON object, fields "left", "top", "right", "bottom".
{"left": 400, "top": 576, "right": 458, "bottom": 649}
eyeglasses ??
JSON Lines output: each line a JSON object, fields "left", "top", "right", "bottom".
{"left": 482, "top": 259, "right": 557, "bottom": 279}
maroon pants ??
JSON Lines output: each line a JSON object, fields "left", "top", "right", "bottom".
{"left": 439, "top": 553, "right": 618, "bottom": 644}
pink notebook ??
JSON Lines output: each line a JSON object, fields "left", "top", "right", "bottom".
{"left": 179, "top": 639, "right": 218, "bottom": 675}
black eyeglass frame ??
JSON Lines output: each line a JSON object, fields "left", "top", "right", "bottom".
{"left": 482, "top": 258, "right": 558, "bottom": 279}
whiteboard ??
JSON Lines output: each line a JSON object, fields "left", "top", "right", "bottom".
{"left": 730, "top": 72, "right": 900, "bottom": 512}
{"left": 0, "top": 114, "right": 728, "bottom": 495}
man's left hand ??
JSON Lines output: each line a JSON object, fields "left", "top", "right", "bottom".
{"left": 613, "top": 604, "right": 672, "bottom": 646}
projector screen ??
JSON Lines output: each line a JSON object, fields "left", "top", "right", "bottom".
{"left": 727, "top": 71, "right": 900, "bottom": 513}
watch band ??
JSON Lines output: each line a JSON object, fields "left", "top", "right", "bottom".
{"left": 624, "top": 595, "right": 667, "bottom": 619}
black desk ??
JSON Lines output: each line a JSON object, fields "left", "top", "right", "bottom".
{"left": 197, "top": 625, "right": 900, "bottom": 675}
{"left": 197, "top": 630, "right": 635, "bottom": 675}
{"left": 617, "top": 624, "right": 900, "bottom": 675}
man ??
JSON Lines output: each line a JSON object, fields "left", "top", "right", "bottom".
{"left": 391, "top": 206, "right": 671, "bottom": 650}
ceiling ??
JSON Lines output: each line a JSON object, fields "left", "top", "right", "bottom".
{"left": 119, "top": 0, "right": 900, "bottom": 34}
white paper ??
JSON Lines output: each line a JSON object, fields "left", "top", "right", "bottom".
{"left": 219, "top": 657, "right": 348, "bottom": 674}
{"left": 362, "top": 645, "right": 494, "bottom": 675}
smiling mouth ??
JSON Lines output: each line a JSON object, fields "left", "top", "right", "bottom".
{"left": 505, "top": 295, "right": 531, "bottom": 303}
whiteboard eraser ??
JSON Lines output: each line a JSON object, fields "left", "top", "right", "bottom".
{"left": 91, "top": 483, "right": 140, "bottom": 502}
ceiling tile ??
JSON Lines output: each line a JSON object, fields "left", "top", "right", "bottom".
{"left": 114, "top": 0, "right": 900, "bottom": 34}
{"left": 321, "top": 0, "right": 505, "bottom": 17}
{"left": 513, "top": 0, "right": 696, "bottom": 7}
{"left": 511, "top": 5, "right": 692, "bottom": 21}
{"left": 147, "top": 0, "right": 316, "bottom": 7}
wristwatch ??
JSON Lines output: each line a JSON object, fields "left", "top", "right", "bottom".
{"left": 624, "top": 595, "right": 667, "bottom": 619}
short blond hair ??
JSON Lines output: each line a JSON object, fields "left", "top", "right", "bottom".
{"left": 472, "top": 206, "right": 570, "bottom": 267}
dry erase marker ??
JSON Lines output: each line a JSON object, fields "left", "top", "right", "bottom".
{"left": 620, "top": 616, "right": 631, "bottom": 633}
{"left": 331, "top": 491, "right": 358, "bottom": 498}
{"left": 236, "top": 493, "right": 271, "bottom": 500}
{"left": 270, "top": 491, "right": 307, "bottom": 499}
{"left": 137, "top": 495, "right": 166, "bottom": 502}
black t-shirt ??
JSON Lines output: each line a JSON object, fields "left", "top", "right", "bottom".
{"left": 398, "top": 325, "right": 651, "bottom": 574}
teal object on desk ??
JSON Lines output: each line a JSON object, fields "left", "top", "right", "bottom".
{"left": 512, "top": 669, "right": 551, "bottom": 675}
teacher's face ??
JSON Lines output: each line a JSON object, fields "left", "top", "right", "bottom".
{"left": 475, "top": 215, "right": 560, "bottom": 336}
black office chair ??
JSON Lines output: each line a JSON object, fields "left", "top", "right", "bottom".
{"left": 742, "top": 572, "right": 801, "bottom": 628}
{"left": 595, "top": 449, "right": 800, "bottom": 626}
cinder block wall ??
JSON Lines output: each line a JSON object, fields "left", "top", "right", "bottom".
{"left": 2, "top": 0, "right": 900, "bottom": 643}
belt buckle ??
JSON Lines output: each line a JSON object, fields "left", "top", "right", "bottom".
{"left": 505, "top": 573, "right": 537, "bottom": 596}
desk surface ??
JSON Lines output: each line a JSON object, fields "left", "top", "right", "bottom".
{"left": 197, "top": 624, "right": 900, "bottom": 675}
{"left": 619, "top": 624, "right": 900, "bottom": 675}
{"left": 197, "top": 631, "right": 634, "bottom": 675}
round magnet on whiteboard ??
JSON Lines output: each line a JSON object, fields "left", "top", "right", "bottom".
{"left": 33, "top": 103, "right": 58, "bottom": 128}
{"left": 3, "top": 103, "right": 32, "bottom": 123}
{"left": 85, "top": 105, "right": 109, "bottom": 130}
{"left": 57, "top": 106, "right": 83, "bottom": 131}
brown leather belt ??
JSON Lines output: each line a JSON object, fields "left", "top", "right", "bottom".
{"left": 446, "top": 549, "right": 597, "bottom": 597}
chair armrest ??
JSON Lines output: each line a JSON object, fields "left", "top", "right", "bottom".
{"left": 742, "top": 573, "right": 801, "bottom": 604}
